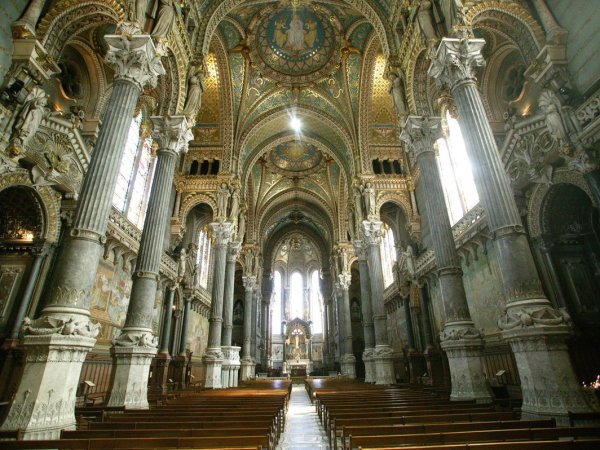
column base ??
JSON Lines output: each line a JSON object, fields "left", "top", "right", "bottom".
{"left": 0, "top": 334, "right": 96, "bottom": 440}
{"left": 340, "top": 353, "right": 356, "bottom": 379}
{"left": 106, "top": 345, "right": 157, "bottom": 409}
{"left": 240, "top": 358, "right": 256, "bottom": 381}
{"left": 363, "top": 348, "right": 375, "bottom": 383}
{"left": 202, "top": 348, "right": 223, "bottom": 389}
{"left": 373, "top": 345, "right": 395, "bottom": 384}
{"left": 221, "top": 346, "right": 241, "bottom": 388}
{"left": 440, "top": 324, "right": 493, "bottom": 403}
{"left": 502, "top": 324, "right": 593, "bottom": 425}
{"left": 149, "top": 353, "right": 171, "bottom": 395}
{"left": 408, "top": 349, "right": 427, "bottom": 385}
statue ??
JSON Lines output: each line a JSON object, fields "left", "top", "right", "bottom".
{"left": 152, "top": 0, "right": 177, "bottom": 39}
{"left": 237, "top": 207, "right": 247, "bottom": 242}
{"left": 440, "top": 0, "right": 465, "bottom": 35}
{"left": 229, "top": 188, "right": 240, "bottom": 222}
{"left": 415, "top": 0, "right": 439, "bottom": 42}
{"left": 353, "top": 188, "right": 364, "bottom": 224}
{"left": 216, "top": 183, "right": 230, "bottom": 219}
{"left": 182, "top": 64, "right": 205, "bottom": 116}
{"left": 362, "top": 182, "right": 376, "bottom": 218}
{"left": 177, "top": 247, "right": 186, "bottom": 280}
{"left": 538, "top": 89, "right": 569, "bottom": 144}
{"left": 12, "top": 86, "right": 48, "bottom": 149}
{"left": 348, "top": 209, "right": 356, "bottom": 240}
{"left": 389, "top": 73, "right": 408, "bottom": 120}
{"left": 128, "top": 0, "right": 149, "bottom": 26}
{"left": 244, "top": 249, "right": 254, "bottom": 275}
{"left": 403, "top": 245, "right": 415, "bottom": 277}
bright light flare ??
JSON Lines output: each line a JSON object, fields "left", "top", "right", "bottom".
{"left": 290, "top": 116, "right": 302, "bottom": 133}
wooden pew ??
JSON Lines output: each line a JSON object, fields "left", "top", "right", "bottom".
{"left": 358, "top": 439, "right": 600, "bottom": 450}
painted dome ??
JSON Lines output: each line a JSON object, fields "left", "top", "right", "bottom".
{"left": 269, "top": 141, "right": 323, "bottom": 174}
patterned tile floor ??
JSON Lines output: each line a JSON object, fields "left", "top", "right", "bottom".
{"left": 276, "top": 384, "right": 330, "bottom": 450}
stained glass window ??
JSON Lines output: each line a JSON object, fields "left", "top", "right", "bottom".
{"left": 272, "top": 271, "right": 282, "bottom": 336}
{"left": 380, "top": 223, "right": 397, "bottom": 288}
{"left": 290, "top": 272, "right": 303, "bottom": 319}
{"left": 436, "top": 111, "right": 479, "bottom": 225}
{"left": 310, "top": 270, "right": 322, "bottom": 333}
{"left": 112, "top": 112, "right": 156, "bottom": 229}
{"left": 196, "top": 227, "right": 212, "bottom": 289}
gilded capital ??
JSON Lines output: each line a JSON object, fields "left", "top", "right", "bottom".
{"left": 361, "top": 220, "right": 383, "bottom": 247}
{"left": 227, "top": 240, "right": 242, "bottom": 262}
{"left": 210, "top": 222, "right": 234, "bottom": 247}
{"left": 428, "top": 38, "right": 486, "bottom": 90}
{"left": 151, "top": 115, "right": 193, "bottom": 155}
{"left": 400, "top": 116, "right": 443, "bottom": 160}
{"left": 242, "top": 276, "right": 257, "bottom": 291}
{"left": 104, "top": 34, "right": 165, "bottom": 91}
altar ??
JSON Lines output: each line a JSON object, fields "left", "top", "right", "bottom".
{"left": 282, "top": 318, "right": 313, "bottom": 376}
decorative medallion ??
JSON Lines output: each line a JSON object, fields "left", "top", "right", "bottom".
{"left": 251, "top": 5, "right": 341, "bottom": 85}
{"left": 268, "top": 141, "right": 325, "bottom": 176}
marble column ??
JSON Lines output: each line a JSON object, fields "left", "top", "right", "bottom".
{"left": 107, "top": 115, "right": 192, "bottom": 408}
{"left": 221, "top": 241, "right": 241, "bottom": 388}
{"left": 12, "top": 0, "right": 46, "bottom": 37}
{"left": 530, "top": 0, "right": 567, "bottom": 44}
{"left": 0, "top": 34, "right": 163, "bottom": 439}
{"left": 353, "top": 239, "right": 376, "bottom": 383}
{"left": 430, "top": 38, "right": 591, "bottom": 420}
{"left": 178, "top": 297, "right": 192, "bottom": 356}
{"left": 203, "top": 222, "right": 234, "bottom": 389}
{"left": 261, "top": 297, "right": 270, "bottom": 368}
{"left": 8, "top": 242, "right": 49, "bottom": 340}
{"left": 251, "top": 289, "right": 260, "bottom": 363}
{"left": 420, "top": 284, "right": 445, "bottom": 386}
{"left": 151, "top": 285, "right": 175, "bottom": 394}
{"left": 337, "top": 272, "right": 356, "bottom": 378}
{"left": 362, "top": 221, "right": 395, "bottom": 384}
{"left": 240, "top": 276, "right": 256, "bottom": 380}
{"left": 401, "top": 115, "right": 491, "bottom": 402}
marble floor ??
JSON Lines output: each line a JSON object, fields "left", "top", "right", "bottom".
{"left": 276, "top": 384, "right": 330, "bottom": 450}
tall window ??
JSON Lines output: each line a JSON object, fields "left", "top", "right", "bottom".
{"left": 289, "top": 272, "right": 303, "bottom": 319}
{"left": 112, "top": 112, "right": 156, "bottom": 229}
{"left": 310, "top": 270, "right": 323, "bottom": 333}
{"left": 272, "top": 271, "right": 282, "bottom": 336}
{"left": 380, "top": 223, "right": 397, "bottom": 288}
{"left": 436, "top": 111, "right": 479, "bottom": 225}
{"left": 196, "top": 226, "right": 212, "bottom": 289}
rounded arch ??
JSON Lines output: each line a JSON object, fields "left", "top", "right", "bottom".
{"left": 0, "top": 170, "right": 61, "bottom": 244}
{"left": 376, "top": 192, "right": 413, "bottom": 219}
{"left": 527, "top": 168, "right": 597, "bottom": 238}
{"left": 179, "top": 193, "right": 216, "bottom": 227}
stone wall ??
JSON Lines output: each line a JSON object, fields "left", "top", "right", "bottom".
{"left": 0, "top": 0, "right": 28, "bottom": 86}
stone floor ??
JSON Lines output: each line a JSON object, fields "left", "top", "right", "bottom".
{"left": 276, "top": 384, "right": 330, "bottom": 450}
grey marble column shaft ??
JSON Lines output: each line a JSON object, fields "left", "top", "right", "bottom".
{"left": 251, "top": 289, "right": 259, "bottom": 361}
{"left": 222, "top": 241, "right": 241, "bottom": 346}
{"left": 206, "top": 223, "right": 233, "bottom": 351}
{"left": 179, "top": 297, "right": 191, "bottom": 356}
{"left": 241, "top": 277, "right": 256, "bottom": 360}
{"left": 420, "top": 285, "right": 434, "bottom": 348}
{"left": 530, "top": 0, "right": 566, "bottom": 43}
{"left": 159, "top": 286, "right": 175, "bottom": 354}
{"left": 13, "top": 0, "right": 46, "bottom": 35}
{"left": 261, "top": 299, "right": 269, "bottom": 366}
{"left": 404, "top": 298, "right": 416, "bottom": 349}
{"left": 353, "top": 240, "right": 375, "bottom": 350}
{"left": 337, "top": 273, "right": 354, "bottom": 357}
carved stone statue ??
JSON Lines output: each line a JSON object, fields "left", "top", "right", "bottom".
{"left": 216, "top": 183, "right": 230, "bottom": 219}
{"left": 389, "top": 73, "right": 408, "bottom": 120}
{"left": 129, "top": 0, "right": 149, "bottom": 26}
{"left": 237, "top": 207, "right": 247, "bottom": 242}
{"left": 348, "top": 209, "right": 356, "bottom": 240}
{"left": 538, "top": 89, "right": 569, "bottom": 144}
{"left": 415, "top": 0, "right": 438, "bottom": 42}
{"left": 403, "top": 245, "right": 415, "bottom": 277}
{"left": 244, "top": 249, "right": 255, "bottom": 275}
{"left": 152, "top": 0, "right": 177, "bottom": 38}
{"left": 353, "top": 188, "right": 364, "bottom": 224}
{"left": 362, "top": 182, "right": 376, "bottom": 218}
{"left": 177, "top": 247, "right": 187, "bottom": 280}
{"left": 229, "top": 188, "right": 240, "bottom": 222}
{"left": 182, "top": 64, "right": 205, "bottom": 116}
{"left": 440, "top": 0, "right": 465, "bottom": 35}
{"left": 12, "top": 86, "right": 48, "bottom": 149}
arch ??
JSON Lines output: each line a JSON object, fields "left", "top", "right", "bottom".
{"left": 377, "top": 192, "right": 413, "bottom": 219}
{"left": 179, "top": 193, "right": 217, "bottom": 227}
{"left": 0, "top": 170, "right": 61, "bottom": 244}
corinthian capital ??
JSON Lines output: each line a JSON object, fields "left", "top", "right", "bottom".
{"left": 151, "top": 115, "right": 193, "bottom": 155}
{"left": 227, "top": 241, "right": 242, "bottom": 262}
{"left": 338, "top": 272, "right": 352, "bottom": 290}
{"left": 361, "top": 220, "right": 383, "bottom": 247}
{"left": 428, "top": 38, "right": 486, "bottom": 90}
{"left": 400, "top": 116, "right": 443, "bottom": 160}
{"left": 104, "top": 34, "right": 165, "bottom": 90}
{"left": 242, "top": 276, "right": 256, "bottom": 291}
{"left": 352, "top": 240, "right": 368, "bottom": 261}
{"left": 210, "top": 222, "right": 234, "bottom": 246}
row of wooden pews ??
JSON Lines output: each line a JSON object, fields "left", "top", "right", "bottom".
{"left": 2, "top": 379, "right": 291, "bottom": 449}
{"left": 306, "top": 378, "right": 600, "bottom": 450}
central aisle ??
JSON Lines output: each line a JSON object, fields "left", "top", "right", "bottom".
{"left": 277, "top": 384, "right": 330, "bottom": 450}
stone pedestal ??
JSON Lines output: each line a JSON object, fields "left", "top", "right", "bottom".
{"left": 202, "top": 349, "right": 223, "bottom": 389}
{"left": 363, "top": 348, "right": 375, "bottom": 383}
{"left": 373, "top": 345, "right": 395, "bottom": 384}
{"left": 0, "top": 334, "right": 95, "bottom": 439}
{"left": 424, "top": 346, "right": 446, "bottom": 387}
{"left": 340, "top": 353, "right": 356, "bottom": 379}
{"left": 221, "top": 346, "right": 241, "bottom": 388}
{"left": 149, "top": 353, "right": 171, "bottom": 395}
{"left": 106, "top": 346, "right": 156, "bottom": 409}
{"left": 503, "top": 325, "right": 590, "bottom": 424}
{"left": 240, "top": 357, "right": 255, "bottom": 381}
{"left": 408, "top": 349, "right": 427, "bottom": 384}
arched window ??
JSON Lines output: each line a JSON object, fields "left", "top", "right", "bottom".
{"left": 310, "top": 270, "right": 323, "bottom": 333}
{"left": 272, "top": 271, "right": 282, "bottom": 336}
{"left": 289, "top": 271, "right": 303, "bottom": 319}
{"left": 196, "top": 226, "right": 212, "bottom": 289}
{"left": 436, "top": 111, "right": 479, "bottom": 225}
{"left": 380, "top": 223, "right": 397, "bottom": 288}
{"left": 112, "top": 112, "right": 156, "bottom": 229}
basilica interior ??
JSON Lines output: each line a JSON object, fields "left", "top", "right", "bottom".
{"left": 0, "top": 0, "right": 600, "bottom": 445}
